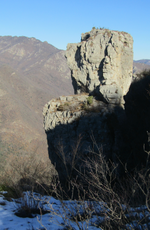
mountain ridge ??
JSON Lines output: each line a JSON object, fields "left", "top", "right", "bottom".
{"left": 133, "top": 59, "right": 150, "bottom": 73}
{"left": 134, "top": 59, "right": 150, "bottom": 65}
{"left": 0, "top": 36, "right": 73, "bottom": 161}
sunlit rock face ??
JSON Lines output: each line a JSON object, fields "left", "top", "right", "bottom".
{"left": 66, "top": 28, "right": 133, "bottom": 104}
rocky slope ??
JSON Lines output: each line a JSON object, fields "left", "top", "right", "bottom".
{"left": 0, "top": 36, "right": 73, "bottom": 162}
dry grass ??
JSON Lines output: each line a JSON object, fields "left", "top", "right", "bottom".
{"left": 0, "top": 151, "right": 56, "bottom": 198}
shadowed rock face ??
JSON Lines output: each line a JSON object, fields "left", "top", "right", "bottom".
{"left": 123, "top": 72, "right": 150, "bottom": 168}
{"left": 43, "top": 94, "right": 117, "bottom": 185}
{"left": 66, "top": 28, "right": 133, "bottom": 104}
{"left": 43, "top": 74, "right": 150, "bottom": 188}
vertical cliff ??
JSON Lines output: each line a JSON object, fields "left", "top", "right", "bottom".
{"left": 66, "top": 28, "right": 133, "bottom": 104}
{"left": 43, "top": 29, "right": 137, "bottom": 189}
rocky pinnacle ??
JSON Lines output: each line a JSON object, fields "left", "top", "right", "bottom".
{"left": 65, "top": 28, "right": 133, "bottom": 104}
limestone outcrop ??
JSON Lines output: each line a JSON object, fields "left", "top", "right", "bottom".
{"left": 66, "top": 28, "right": 133, "bottom": 104}
{"left": 43, "top": 77, "right": 150, "bottom": 189}
{"left": 43, "top": 94, "right": 121, "bottom": 186}
{"left": 43, "top": 29, "right": 150, "bottom": 191}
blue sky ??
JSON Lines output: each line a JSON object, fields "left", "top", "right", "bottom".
{"left": 0, "top": 0, "right": 149, "bottom": 60}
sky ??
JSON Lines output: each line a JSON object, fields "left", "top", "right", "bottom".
{"left": 0, "top": 0, "right": 149, "bottom": 60}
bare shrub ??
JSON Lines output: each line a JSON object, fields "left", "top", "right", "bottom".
{"left": 50, "top": 143, "right": 150, "bottom": 229}
{"left": 73, "top": 148, "right": 150, "bottom": 229}
{"left": 0, "top": 151, "right": 56, "bottom": 197}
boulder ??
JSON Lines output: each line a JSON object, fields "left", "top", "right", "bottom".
{"left": 66, "top": 28, "right": 133, "bottom": 104}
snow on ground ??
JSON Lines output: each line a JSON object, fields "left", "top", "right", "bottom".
{"left": 0, "top": 191, "right": 150, "bottom": 230}
{"left": 0, "top": 191, "right": 103, "bottom": 230}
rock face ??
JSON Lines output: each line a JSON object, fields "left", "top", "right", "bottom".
{"left": 43, "top": 76, "right": 150, "bottom": 190}
{"left": 43, "top": 29, "right": 150, "bottom": 191}
{"left": 66, "top": 28, "right": 133, "bottom": 104}
{"left": 43, "top": 94, "right": 121, "bottom": 186}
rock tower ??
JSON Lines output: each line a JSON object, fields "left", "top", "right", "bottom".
{"left": 66, "top": 28, "right": 133, "bottom": 104}
{"left": 43, "top": 28, "right": 134, "bottom": 189}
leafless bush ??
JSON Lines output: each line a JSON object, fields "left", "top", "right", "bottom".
{"left": 50, "top": 143, "right": 150, "bottom": 229}
{"left": 75, "top": 148, "right": 150, "bottom": 229}
{"left": 0, "top": 151, "right": 56, "bottom": 197}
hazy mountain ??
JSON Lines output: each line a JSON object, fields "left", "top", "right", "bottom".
{"left": 134, "top": 59, "right": 150, "bottom": 65}
{"left": 0, "top": 36, "right": 73, "bottom": 160}
{"left": 133, "top": 59, "right": 150, "bottom": 74}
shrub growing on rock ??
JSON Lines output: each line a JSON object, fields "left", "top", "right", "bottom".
{"left": 87, "top": 96, "right": 93, "bottom": 105}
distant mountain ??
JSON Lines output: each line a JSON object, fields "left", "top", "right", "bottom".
{"left": 133, "top": 59, "right": 150, "bottom": 74}
{"left": 134, "top": 59, "right": 150, "bottom": 65}
{"left": 0, "top": 36, "right": 73, "bottom": 160}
